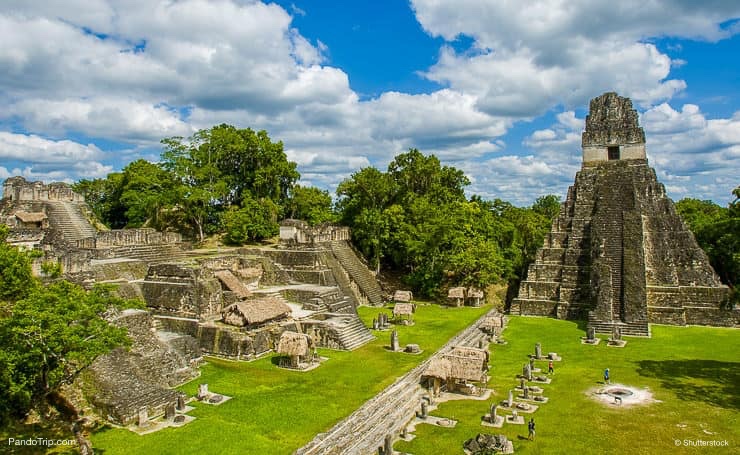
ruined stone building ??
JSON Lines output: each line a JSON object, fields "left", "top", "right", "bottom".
{"left": 512, "top": 92, "right": 737, "bottom": 335}
{"left": 2, "top": 179, "right": 385, "bottom": 425}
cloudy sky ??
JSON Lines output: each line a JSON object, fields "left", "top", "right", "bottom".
{"left": 1, "top": 1, "right": 738, "bottom": 205}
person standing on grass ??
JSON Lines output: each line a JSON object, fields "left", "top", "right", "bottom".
{"left": 548, "top": 360, "right": 554, "bottom": 374}
{"left": 528, "top": 418, "right": 535, "bottom": 440}
{"left": 604, "top": 368, "right": 610, "bottom": 384}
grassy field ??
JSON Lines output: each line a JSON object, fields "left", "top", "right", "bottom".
{"left": 88, "top": 303, "right": 489, "bottom": 454}
{"left": 396, "top": 316, "right": 740, "bottom": 455}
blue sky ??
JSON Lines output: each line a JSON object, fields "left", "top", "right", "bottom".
{"left": 0, "top": 1, "right": 739, "bottom": 205}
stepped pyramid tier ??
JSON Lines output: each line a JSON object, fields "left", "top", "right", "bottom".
{"left": 512, "top": 92, "right": 737, "bottom": 334}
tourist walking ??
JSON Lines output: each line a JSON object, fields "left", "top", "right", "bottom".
{"left": 528, "top": 418, "right": 535, "bottom": 440}
{"left": 548, "top": 360, "right": 554, "bottom": 374}
{"left": 604, "top": 368, "right": 610, "bottom": 384}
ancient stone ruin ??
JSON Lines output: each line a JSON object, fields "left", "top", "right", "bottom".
{"left": 512, "top": 92, "right": 738, "bottom": 335}
{"left": 2, "top": 179, "right": 389, "bottom": 428}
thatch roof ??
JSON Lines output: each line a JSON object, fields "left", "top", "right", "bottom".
{"left": 236, "top": 267, "right": 262, "bottom": 279}
{"left": 393, "top": 303, "right": 414, "bottom": 316}
{"left": 14, "top": 211, "right": 47, "bottom": 223}
{"left": 448, "top": 287, "right": 466, "bottom": 299}
{"left": 423, "top": 357, "right": 452, "bottom": 379}
{"left": 215, "top": 270, "right": 252, "bottom": 298}
{"left": 480, "top": 316, "right": 503, "bottom": 330}
{"left": 442, "top": 346, "right": 488, "bottom": 382}
{"left": 467, "top": 287, "right": 484, "bottom": 299}
{"left": 393, "top": 290, "right": 413, "bottom": 302}
{"left": 221, "top": 297, "right": 291, "bottom": 326}
{"left": 277, "top": 331, "right": 310, "bottom": 357}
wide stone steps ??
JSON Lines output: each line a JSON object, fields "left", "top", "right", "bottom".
{"left": 588, "top": 319, "right": 650, "bottom": 337}
{"left": 330, "top": 241, "right": 384, "bottom": 305}
{"left": 98, "top": 244, "right": 189, "bottom": 263}
{"left": 334, "top": 316, "right": 375, "bottom": 351}
{"left": 46, "top": 201, "right": 97, "bottom": 241}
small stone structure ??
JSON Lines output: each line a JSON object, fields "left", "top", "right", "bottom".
{"left": 463, "top": 433, "right": 513, "bottom": 454}
{"left": 276, "top": 331, "right": 311, "bottom": 368}
{"left": 448, "top": 287, "right": 466, "bottom": 306}
{"left": 279, "top": 219, "right": 350, "bottom": 245}
{"left": 393, "top": 290, "right": 413, "bottom": 303}
{"left": 2, "top": 176, "right": 84, "bottom": 202}
{"left": 393, "top": 302, "right": 414, "bottom": 324}
{"left": 390, "top": 330, "right": 400, "bottom": 352}
{"left": 512, "top": 92, "right": 737, "bottom": 332}
{"left": 7, "top": 211, "right": 49, "bottom": 229}
{"left": 467, "top": 287, "right": 484, "bottom": 306}
{"left": 423, "top": 346, "right": 488, "bottom": 395}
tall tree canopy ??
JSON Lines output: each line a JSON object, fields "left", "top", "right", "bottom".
{"left": 676, "top": 190, "right": 740, "bottom": 301}
{"left": 335, "top": 149, "right": 559, "bottom": 298}
{"left": 0, "top": 233, "right": 142, "bottom": 424}
{"left": 75, "top": 124, "right": 304, "bottom": 243}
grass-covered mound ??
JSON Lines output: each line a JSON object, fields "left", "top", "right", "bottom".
{"left": 89, "top": 303, "right": 489, "bottom": 454}
{"left": 396, "top": 316, "right": 739, "bottom": 454}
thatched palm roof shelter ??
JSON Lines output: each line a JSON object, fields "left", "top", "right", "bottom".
{"left": 393, "top": 303, "right": 414, "bottom": 316}
{"left": 14, "top": 211, "right": 47, "bottom": 223}
{"left": 423, "top": 357, "right": 452, "bottom": 379}
{"left": 393, "top": 290, "right": 413, "bottom": 303}
{"left": 221, "top": 297, "right": 291, "bottom": 327}
{"left": 215, "top": 270, "right": 252, "bottom": 299}
{"left": 467, "top": 287, "right": 484, "bottom": 306}
{"left": 448, "top": 286, "right": 465, "bottom": 306}
{"left": 443, "top": 346, "right": 488, "bottom": 382}
{"left": 276, "top": 331, "right": 310, "bottom": 368}
{"left": 277, "top": 331, "right": 310, "bottom": 357}
{"left": 448, "top": 287, "right": 466, "bottom": 299}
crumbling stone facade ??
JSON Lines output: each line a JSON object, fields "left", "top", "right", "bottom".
{"left": 2, "top": 176, "right": 84, "bottom": 202}
{"left": 512, "top": 92, "right": 737, "bottom": 334}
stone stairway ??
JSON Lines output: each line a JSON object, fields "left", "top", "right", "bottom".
{"left": 296, "top": 308, "right": 497, "bottom": 455}
{"left": 46, "top": 201, "right": 97, "bottom": 241}
{"left": 587, "top": 317, "right": 651, "bottom": 337}
{"left": 332, "top": 315, "right": 375, "bottom": 351}
{"left": 330, "top": 241, "right": 384, "bottom": 305}
{"left": 326, "top": 296, "right": 353, "bottom": 314}
{"left": 96, "top": 243, "right": 189, "bottom": 263}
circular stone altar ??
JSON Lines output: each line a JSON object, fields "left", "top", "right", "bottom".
{"left": 589, "top": 384, "right": 657, "bottom": 407}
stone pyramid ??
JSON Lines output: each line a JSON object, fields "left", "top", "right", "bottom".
{"left": 511, "top": 92, "right": 737, "bottom": 336}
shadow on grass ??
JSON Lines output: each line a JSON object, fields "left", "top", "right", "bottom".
{"left": 636, "top": 359, "right": 740, "bottom": 410}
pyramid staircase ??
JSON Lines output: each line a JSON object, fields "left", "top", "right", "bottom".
{"left": 46, "top": 201, "right": 97, "bottom": 241}
{"left": 329, "top": 241, "right": 383, "bottom": 305}
{"left": 330, "top": 315, "right": 375, "bottom": 351}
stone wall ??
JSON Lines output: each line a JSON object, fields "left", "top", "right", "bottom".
{"left": 84, "top": 309, "right": 198, "bottom": 425}
{"left": 76, "top": 228, "right": 182, "bottom": 248}
{"left": 142, "top": 263, "right": 223, "bottom": 320}
{"left": 2, "top": 176, "right": 84, "bottom": 202}
{"left": 280, "top": 220, "right": 351, "bottom": 245}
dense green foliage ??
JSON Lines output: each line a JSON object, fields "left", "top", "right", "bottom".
{"left": 285, "top": 185, "right": 336, "bottom": 225}
{"left": 0, "top": 225, "right": 34, "bottom": 302}
{"left": 74, "top": 124, "right": 306, "bottom": 242}
{"left": 0, "top": 234, "right": 141, "bottom": 424}
{"left": 676, "top": 188, "right": 740, "bottom": 303}
{"left": 336, "top": 149, "right": 558, "bottom": 298}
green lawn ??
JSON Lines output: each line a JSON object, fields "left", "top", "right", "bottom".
{"left": 89, "top": 303, "right": 489, "bottom": 454}
{"left": 396, "top": 316, "right": 740, "bottom": 455}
